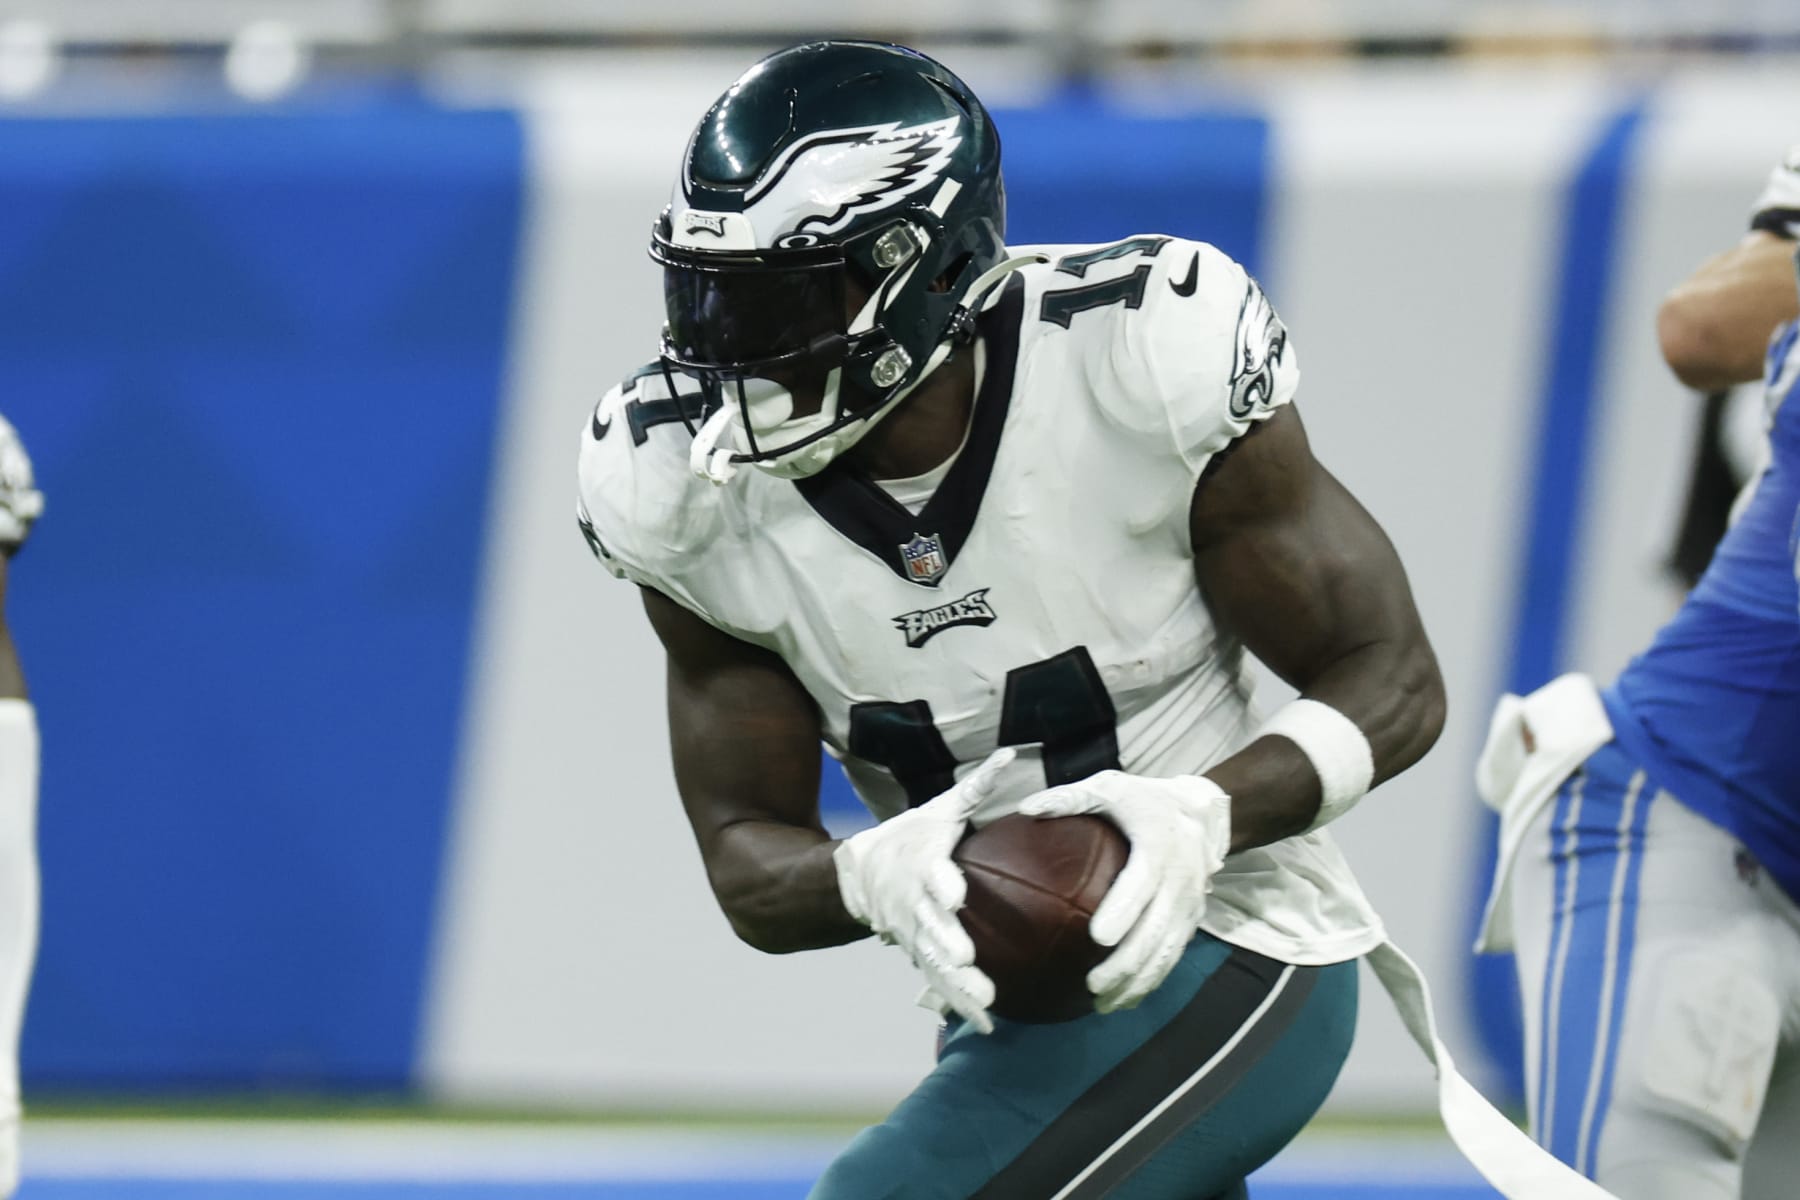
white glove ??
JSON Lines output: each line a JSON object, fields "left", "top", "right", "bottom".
{"left": 1019, "top": 771, "right": 1231, "bottom": 1014}
{"left": 1750, "top": 145, "right": 1800, "bottom": 238}
{"left": 0, "top": 416, "right": 41, "bottom": 554}
{"left": 834, "top": 748, "right": 1015, "bottom": 1035}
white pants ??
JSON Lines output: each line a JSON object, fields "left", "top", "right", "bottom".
{"left": 1510, "top": 741, "right": 1800, "bottom": 1200}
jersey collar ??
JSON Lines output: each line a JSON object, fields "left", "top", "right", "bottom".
{"left": 794, "top": 274, "right": 1024, "bottom": 588}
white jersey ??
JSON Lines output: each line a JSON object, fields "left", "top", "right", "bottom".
{"left": 578, "top": 236, "right": 1385, "bottom": 967}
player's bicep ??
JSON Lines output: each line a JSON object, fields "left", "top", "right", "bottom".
{"left": 639, "top": 587, "right": 826, "bottom": 844}
{"left": 1187, "top": 406, "right": 1422, "bottom": 690}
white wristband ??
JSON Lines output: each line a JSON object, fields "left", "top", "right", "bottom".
{"left": 1256, "top": 698, "right": 1374, "bottom": 830}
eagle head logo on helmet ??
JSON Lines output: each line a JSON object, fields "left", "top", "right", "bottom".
{"left": 648, "top": 41, "right": 1027, "bottom": 483}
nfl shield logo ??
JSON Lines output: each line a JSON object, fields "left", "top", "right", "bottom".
{"left": 899, "top": 532, "right": 947, "bottom": 586}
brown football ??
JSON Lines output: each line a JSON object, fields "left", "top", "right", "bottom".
{"left": 953, "top": 812, "right": 1129, "bottom": 1023}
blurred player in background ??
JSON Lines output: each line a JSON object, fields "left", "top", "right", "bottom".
{"left": 1476, "top": 151, "right": 1800, "bottom": 1199}
{"left": 1661, "top": 152, "right": 1800, "bottom": 587}
{"left": 578, "top": 40, "right": 1608, "bottom": 1200}
{"left": 0, "top": 414, "right": 41, "bottom": 1199}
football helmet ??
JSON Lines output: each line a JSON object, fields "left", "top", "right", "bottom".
{"left": 651, "top": 41, "right": 1027, "bottom": 481}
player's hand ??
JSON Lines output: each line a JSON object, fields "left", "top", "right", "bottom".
{"left": 1751, "top": 146, "right": 1800, "bottom": 237}
{"left": 833, "top": 747, "right": 1016, "bottom": 1035}
{"left": 1019, "top": 772, "right": 1231, "bottom": 1013}
{"left": 0, "top": 415, "right": 43, "bottom": 555}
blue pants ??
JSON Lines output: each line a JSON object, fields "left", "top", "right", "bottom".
{"left": 810, "top": 935, "right": 1358, "bottom": 1200}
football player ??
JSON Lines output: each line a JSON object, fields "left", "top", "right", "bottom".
{"left": 580, "top": 40, "right": 1609, "bottom": 1199}
{"left": 0, "top": 413, "right": 40, "bottom": 1199}
{"left": 1477, "top": 149, "right": 1800, "bottom": 1199}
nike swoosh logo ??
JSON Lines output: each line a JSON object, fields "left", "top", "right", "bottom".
{"left": 591, "top": 406, "right": 611, "bottom": 440}
{"left": 1170, "top": 252, "right": 1199, "bottom": 297}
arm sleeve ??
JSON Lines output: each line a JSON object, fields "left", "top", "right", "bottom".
{"left": 1100, "top": 240, "right": 1300, "bottom": 481}
{"left": 575, "top": 383, "right": 644, "bottom": 584}
{"left": 574, "top": 371, "right": 730, "bottom": 627}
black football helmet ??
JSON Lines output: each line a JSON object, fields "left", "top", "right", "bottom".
{"left": 651, "top": 40, "right": 1014, "bottom": 479}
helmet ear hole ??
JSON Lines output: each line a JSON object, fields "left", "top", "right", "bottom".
{"left": 935, "top": 252, "right": 974, "bottom": 294}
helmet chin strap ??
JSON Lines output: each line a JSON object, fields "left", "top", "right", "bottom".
{"left": 958, "top": 253, "right": 1049, "bottom": 315}
{"left": 688, "top": 251, "right": 1046, "bottom": 486}
{"left": 690, "top": 402, "right": 743, "bottom": 485}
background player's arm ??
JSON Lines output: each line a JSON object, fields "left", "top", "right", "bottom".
{"left": 0, "top": 558, "right": 21, "bottom": 702}
{"left": 1189, "top": 406, "right": 1445, "bottom": 852}
{"left": 641, "top": 586, "right": 867, "bottom": 954}
{"left": 1657, "top": 231, "right": 1800, "bottom": 391}
{"left": 0, "top": 413, "right": 37, "bottom": 702}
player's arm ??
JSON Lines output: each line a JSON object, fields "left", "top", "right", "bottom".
{"left": 1657, "top": 230, "right": 1800, "bottom": 391}
{"left": 0, "top": 557, "right": 21, "bottom": 702}
{"left": 644, "top": 582, "right": 1011, "bottom": 1029}
{"left": 1019, "top": 401, "right": 1443, "bottom": 1014}
{"left": 1189, "top": 404, "right": 1446, "bottom": 853}
{"left": 640, "top": 585, "right": 864, "bottom": 955}
{"left": 0, "top": 416, "right": 39, "bottom": 1190}
{"left": 0, "top": 412, "right": 40, "bottom": 702}
{"left": 644, "top": 583, "right": 1005, "bottom": 1030}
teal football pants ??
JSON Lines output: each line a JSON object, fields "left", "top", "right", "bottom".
{"left": 809, "top": 935, "right": 1358, "bottom": 1200}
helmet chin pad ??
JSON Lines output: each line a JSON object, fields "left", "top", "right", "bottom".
{"left": 736, "top": 376, "right": 799, "bottom": 433}
{"left": 730, "top": 375, "right": 841, "bottom": 468}
{"left": 745, "top": 342, "right": 953, "bottom": 480}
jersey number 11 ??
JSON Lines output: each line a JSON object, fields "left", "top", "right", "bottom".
{"left": 847, "top": 646, "right": 1120, "bottom": 807}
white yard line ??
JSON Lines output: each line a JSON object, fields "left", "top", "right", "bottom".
{"left": 20, "top": 1120, "right": 846, "bottom": 1181}
{"left": 17, "top": 1119, "right": 1486, "bottom": 1187}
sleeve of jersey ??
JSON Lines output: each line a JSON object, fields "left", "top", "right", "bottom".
{"left": 575, "top": 385, "right": 644, "bottom": 584}
{"left": 1750, "top": 145, "right": 1800, "bottom": 238}
{"left": 1100, "top": 241, "right": 1299, "bottom": 480}
{"left": 573, "top": 381, "right": 714, "bottom": 606}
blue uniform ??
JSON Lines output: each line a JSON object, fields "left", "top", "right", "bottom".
{"left": 1604, "top": 318, "right": 1800, "bottom": 904}
{"left": 1494, "top": 311, "right": 1800, "bottom": 1200}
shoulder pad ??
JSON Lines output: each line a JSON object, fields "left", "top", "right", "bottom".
{"left": 1020, "top": 237, "right": 1298, "bottom": 474}
{"left": 575, "top": 365, "right": 724, "bottom": 589}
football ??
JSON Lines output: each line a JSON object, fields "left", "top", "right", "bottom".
{"left": 953, "top": 812, "right": 1130, "bottom": 1023}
